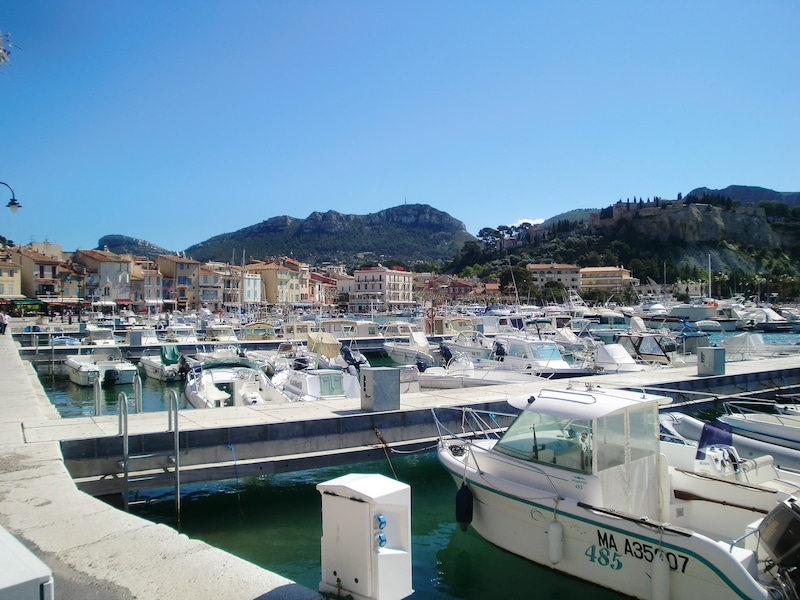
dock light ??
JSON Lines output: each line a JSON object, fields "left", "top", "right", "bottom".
{"left": 1, "top": 182, "right": 21, "bottom": 213}
{"left": 375, "top": 514, "right": 387, "bottom": 530}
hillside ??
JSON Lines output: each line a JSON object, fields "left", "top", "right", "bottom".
{"left": 184, "top": 204, "right": 473, "bottom": 266}
{"left": 689, "top": 185, "right": 800, "bottom": 207}
{"left": 95, "top": 186, "right": 800, "bottom": 291}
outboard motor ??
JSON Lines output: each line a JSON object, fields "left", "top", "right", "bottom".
{"left": 439, "top": 343, "right": 453, "bottom": 363}
{"left": 759, "top": 498, "right": 800, "bottom": 596}
{"left": 178, "top": 356, "right": 192, "bottom": 381}
{"left": 341, "top": 345, "right": 357, "bottom": 366}
{"left": 102, "top": 369, "right": 120, "bottom": 387}
{"left": 293, "top": 356, "right": 310, "bottom": 370}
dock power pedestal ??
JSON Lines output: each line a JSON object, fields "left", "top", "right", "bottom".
{"left": 360, "top": 367, "right": 400, "bottom": 412}
{"left": 0, "top": 525, "right": 54, "bottom": 600}
{"left": 318, "top": 473, "right": 413, "bottom": 600}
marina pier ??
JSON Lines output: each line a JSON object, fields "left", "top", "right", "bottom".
{"left": 3, "top": 328, "right": 800, "bottom": 598}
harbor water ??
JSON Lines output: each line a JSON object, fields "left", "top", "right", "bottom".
{"left": 35, "top": 330, "right": 800, "bottom": 599}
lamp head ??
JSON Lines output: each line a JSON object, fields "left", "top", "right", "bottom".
{"left": 6, "top": 198, "right": 21, "bottom": 213}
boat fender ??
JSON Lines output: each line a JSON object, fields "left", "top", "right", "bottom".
{"left": 546, "top": 520, "right": 563, "bottom": 564}
{"left": 455, "top": 482, "right": 473, "bottom": 532}
{"left": 651, "top": 549, "right": 669, "bottom": 600}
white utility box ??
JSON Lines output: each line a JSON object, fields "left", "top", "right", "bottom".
{"left": 318, "top": 473, "right": 413, "bottom": 600}
{"left": 698, "top": 346, "right": 725, "bottom": 376}
{"left": 361, "top": 367, "right": 400, "bottom": 412}
{"left": 0, "top": 525, "right": 54, "bottom": 600}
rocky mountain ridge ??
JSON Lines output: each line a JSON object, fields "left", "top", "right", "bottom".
{"left": 95, "top": 186, "right": 798, "bottom": 277}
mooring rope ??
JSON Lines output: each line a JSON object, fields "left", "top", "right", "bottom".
{"left": 374, "top": 428, "right": 398, "bottom": 479}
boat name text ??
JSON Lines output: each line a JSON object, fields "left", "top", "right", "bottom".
{"left": 595, "top": 530, "right": 689, "bottom": 573}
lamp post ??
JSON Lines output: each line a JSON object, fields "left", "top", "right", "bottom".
{"left": 1, "top": 181, "right": 22, "bottom": 213}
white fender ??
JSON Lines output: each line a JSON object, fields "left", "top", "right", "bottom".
{"left": 652, "top": 548, "right": 669, "bottom": 600}
{"left": 546, "top": 520, "right": 563, "bottom": 564}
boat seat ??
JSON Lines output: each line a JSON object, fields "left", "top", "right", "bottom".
{"left": 204, "top": 385, "right": 231, "bottom": 403}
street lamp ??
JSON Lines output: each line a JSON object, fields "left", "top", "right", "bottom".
{"left": 1, "top": 181, "right": 22, "bottom": 213}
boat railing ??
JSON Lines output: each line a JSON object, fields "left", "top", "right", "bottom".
{"left": 724, "top": 400, "right": 800, "bottom": 426}
{"left": 431, "top": 406, "right": 516, "bottom": 442}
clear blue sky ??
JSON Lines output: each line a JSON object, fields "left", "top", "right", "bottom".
{"left": 1, "top": 1, "right": 798, "bottom": 254}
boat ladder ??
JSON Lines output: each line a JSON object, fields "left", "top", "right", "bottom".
{"left": 117, "top": 389, "right": 181, "bottom": 523}
{"left": 94, "top": 372, "right": 144, "bottom": 415}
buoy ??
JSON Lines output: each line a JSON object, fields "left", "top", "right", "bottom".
{"left": 651, "top": 549, "right": 669, "bottom": 600}
{"left": 546, "top": 520, "right": 563, "bottom": 564}
{"left": 455, "top": 483, "right": 473, "bottom": 531}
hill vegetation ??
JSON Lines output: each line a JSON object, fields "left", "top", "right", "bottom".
{"left": 446, "top": 188, "right": 800, "bottom": 303}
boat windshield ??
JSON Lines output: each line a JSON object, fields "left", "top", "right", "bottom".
{"left": 495, "top": 411, "right": 592, "bottom": 474}
{"left": 530, "top": 343, "right": 562, "bottom": 361}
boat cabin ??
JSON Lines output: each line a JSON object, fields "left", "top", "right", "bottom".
{"left": 498, "top": 386, "right": 668, "bottom": 518}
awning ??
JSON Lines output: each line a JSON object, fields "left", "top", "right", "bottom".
{"left": 42, "top": 298, "right": 83, "bottom": 304}
{"left": 116, "top": 299, "right": 132, "bottom": 304}
{"left": 91, "top": 301, "right": 116, "bottom": 307}
{"left": 12, "top": 299, "right": 46, "bottom": 308}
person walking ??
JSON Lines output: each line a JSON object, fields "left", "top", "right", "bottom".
{"left": 0, "top": 311, "right": 8, "bottom": 335}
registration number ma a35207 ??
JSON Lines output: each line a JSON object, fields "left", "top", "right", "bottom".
{"left": 585, "top": 530, "right": 690, "bottom": 573}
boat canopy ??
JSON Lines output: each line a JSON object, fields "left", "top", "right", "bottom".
{"left": 507, "top": 386, "right": 671, "bottom": 420}
{"left": 307, "top": 331, "right": 342, "bottom": 359}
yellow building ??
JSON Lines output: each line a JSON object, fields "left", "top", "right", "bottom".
{"left": 579, "top": 266, "right": 638, "bottom": 291}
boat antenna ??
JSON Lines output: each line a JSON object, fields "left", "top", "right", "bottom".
{"left": 507, "top": 253, "right": 520, "bottom": 306}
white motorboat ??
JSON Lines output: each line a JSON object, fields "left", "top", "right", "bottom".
{"left": 717, "top": 401, "right": 800, "bottom": 451}
{"left": 440, "top": 330, "right": 494, "bottom": 360}
{"left": 464, "top": 333, "right": 595, "bottom": 378}
{"left": 64, "top": 348, "right": 139, "bottom": 386}
{"left": 238, "top": 321, "right": 280, "bottom": 341}
{"left": 434, "top": 384, "right": 800, "bottom": 600}
{"left": 139, "top": 344, "right": 184, "bottom": 382}
{"left": 384, "top": 333, "right": 439, "bottom": 367}
{"left": 203, "top": 323, "right": 239, "bottom": 343}
{"left": 659, "top": 411, "right": 800, "bottom": 471}
{"left": 183, "top": 358, "right": 288, "bottom": 409}
{"left": 81, "top": 326, "right": 119, "bottom": 346}
{"left": 417, "top": 352, "right": 536, "bottom": 389}
{"left": 721, "top": 332, "right": 800, "bottom": 361}
{"left": 383, "top": 322, "right": 440, "bottom": 367}
{"left": 592, "top": 343, "right": 648, "bottom": 373}
{"left": 163, "top": 324, "right": 198, "bottom": 344}
{"left": 270, "top": 368, "right": 361, "bottom": 402}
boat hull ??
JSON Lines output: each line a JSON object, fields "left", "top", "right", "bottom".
{"left": 438, "top": 446, "right": 773, "bottom": 600}
{"left": 64, "top": 356, "right": 138, "bottom": 386}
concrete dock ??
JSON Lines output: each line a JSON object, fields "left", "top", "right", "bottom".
{"left": 0, "top": 331, "right": 321, "bottom": 600}
{"left": 3, "top": 326, "right": 800, "bottom": 598}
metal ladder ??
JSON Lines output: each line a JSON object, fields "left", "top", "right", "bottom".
{"left": 117, "top": 386, "right": 181, "bottom": 523}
